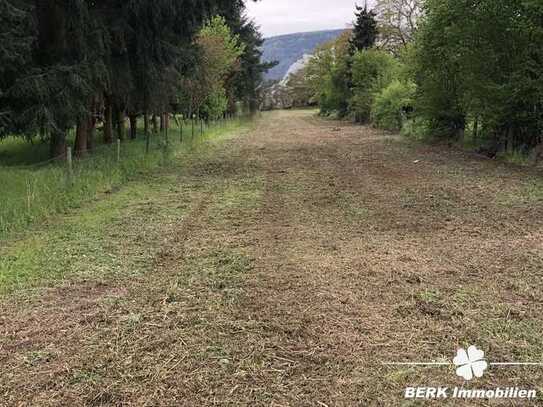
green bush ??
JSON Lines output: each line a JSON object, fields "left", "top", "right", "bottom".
{"left": 400, "top": 118, "right": 431, "bottom": 140}
{"left": 304, "top": 32, "right": 352, "bottom": 117}
{"left": 350, "top": 49, "right": 399, "bottom": 123}
{"left": 203, "top": 88, "right": 229, "bottom": 120}
{"left": 371, "top": 80, "right": 416, "bottom": 131}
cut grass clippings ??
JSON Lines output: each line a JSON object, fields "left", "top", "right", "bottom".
{"left": 2, "top": 110, "right": 543, "bottom": 405}
{"left": 0, "top": 118, "right": 250, "bottom": 293}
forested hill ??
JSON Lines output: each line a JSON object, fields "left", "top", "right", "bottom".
{"left": 262, "top": 29, "right": 346, "bottom": 81}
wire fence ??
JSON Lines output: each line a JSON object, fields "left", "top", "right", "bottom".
{"left": 1, "top": 115, "right": 235, "bottom": 170}
{"left": 0, "top": 114, "right": 243, "bottom": 238}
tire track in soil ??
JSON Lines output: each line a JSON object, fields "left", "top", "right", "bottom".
{"left": 2, "top": 110, "right": 543, "bottom": 406}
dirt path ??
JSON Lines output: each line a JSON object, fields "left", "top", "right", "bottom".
{"left": 2, "top": 110, "right": 543, "bottom": 405}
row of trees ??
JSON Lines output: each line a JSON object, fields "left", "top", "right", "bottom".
{"left": 300, "top": 0, "right": 543, "bottom": 155}
{"left": 0, "top": 0, "right": 270, "bottom": 158}
{"left": 416, "top": 0, "right": 543, "bottom": 152}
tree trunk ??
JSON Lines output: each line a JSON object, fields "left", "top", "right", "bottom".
{"left": 456, "top": 126, "right": 465, "bottom": 143}
{"left": 88, "top": 120, "right": 96, "bottom": 151}
{"left": 50, "top": 129, "right": 66, "bottom": 159}
{"left": 160, "top": 113, "right": 169, "bottom": 141}
{"left": 129, "top": 114, "right": 137, "bottom": 140}
{"left": 74, "top": 117, "right": 89, "bottom": 157}
{"left": 164, "top": 114, "right": 169, "bottom": 144}
{"left": 160, "top": 114, "right": 165, "bottom": 132}
{"left": 36, "top": 0, "right": 66, "bottom": 158}
{"left": 88, "top": 101, "right": 97, "bottom": 151}
{"left": 116, "top": 108, "right": 125, "bottom": 141}
{"left": 506, "top": 127, "right": 514, "bottom": 154}
{"left": 144, "top": 113, "right": 150, "bottom": 154}
{"left": 152, "top": 114, "right": 159, "bottom": 134}
{"left": 103, "top": 94, "right": 113, "bottom": 144}
{"left": 144, "top": 114, "right": 149, "bottom": 135}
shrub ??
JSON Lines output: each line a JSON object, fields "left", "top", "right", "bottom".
{"left": 304, "top": 32, "right": 352, "bottom": 117}
{"left": 350, "top": 49, "right": 399, "bottom": 123}
{"left": 371, "top": 80, "right": 416, "bottom": 131}
{"left": 400, "top": 118, "right": 431, "bottom": 140}
{"left": 203, "top": 88, "right": 228, "bottom": 120}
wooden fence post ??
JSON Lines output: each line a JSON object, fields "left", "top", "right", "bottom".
{"left": 165, "top": 114, "right": 169, "bottom": 146}
{"left": 180, "top": 114, "right": 184, "bottom": 143}
{"left": 144, "top": 113, "right": 150, "bottom": 155}
{"left": 192, "top": 114, "right": 195, "bottom": 139}
{"left": 67, "top": 146, "right": 73, "bottom": 183}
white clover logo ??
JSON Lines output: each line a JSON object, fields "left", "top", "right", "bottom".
{"left": 384, "top": 343, "right": 542, "bottom": 385}
{"left": 453, "top": 345, "right": 488, "bottom": 381}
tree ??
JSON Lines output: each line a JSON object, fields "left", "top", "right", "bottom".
{"left": 305, "top": 31, "right": 352, "bottom": 117}
{"left": 412, "top": 1, "right": 465, "bottom": 140}
{"left": 181, "top": 16, "right": 244, "bottom": 120}
{"left": 285, "top": 69, "right": 315, "bottom": 108}
{"left": 1, "top": 0, "right": 266, "bottom": 158}
{"left": 371, "top": 79, "right": 416, "bottom": 130}
{"left": 0, "top": 0, "right": 33, "bottom": 136}
{"left": 229, "top": 17, "right": 276, "bottom": 113}
{"left": 414, "top": 0, "right": 543, "bottom": 148}
{"left": 350, "top": 3, "right": 378, "bottom": 53}
{"left": 375, "top": 0, "right": 422, "bottom": 54}
{"left": 350, "top": 49, "right": 399, "bottom": 123}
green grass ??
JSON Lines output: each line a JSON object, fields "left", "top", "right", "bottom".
{"left": 0, "top": 180, "right": 171, "bottom": 292}
{"left": 0, "top": 136, "right": 51, "bottom": 166}
{"left": 336, "top": 191, "right": 370, "bottom": 219}
{"left": 0, "top": 118, "right": 250, "bottom": 293}
{"left": 0, "top": 118, "right": 244, "bottom": 239}
{"left": 496, "top": 177, "right": 543, "bottom": 207}
{"left": 496, "top": 149, "right": 535, "bottom": 166}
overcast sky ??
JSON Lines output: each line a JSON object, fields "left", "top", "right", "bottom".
{"left": 245, "top": 0, "right": 368, "bottom": 38}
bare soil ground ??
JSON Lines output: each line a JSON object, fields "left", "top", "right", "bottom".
{"left": 2, "top": 110, "right": 543, "bottom": 406}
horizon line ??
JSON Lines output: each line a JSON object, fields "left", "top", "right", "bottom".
{"left": 264, "top": 27, "right": 352, "bottom": 40}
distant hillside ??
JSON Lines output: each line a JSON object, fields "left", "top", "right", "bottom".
{"left": 262, "top": 29, "right": 347, "bottom": 81}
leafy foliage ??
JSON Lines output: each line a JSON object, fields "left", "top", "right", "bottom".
{"left": 305, "top": 31, "right": 352, "bottom": 117}
{"left": 302, "top": 0, "right": 543, "bottom": 158}
{"left": 230, "top": 17, "right": 276, "bottom": 112}
{"left": 350, "top": 49, "right": 399, "bottom": 123}
{"left": 182, "top": 16, "right": 244, "bottom": 120}
{"left": 0, "top": 0, "right": 33, "bottom": 134}
{"left": 0, "top": 0, "right": 267, "bottom": 157}
{"left": 371, "top": 80, "right": 416, "bottom": 130}
{"left": 375, "top": 0, "right": 422, "bottom": 54}
{"left": 414, "top": 0, "right": 543, "bottom": 147}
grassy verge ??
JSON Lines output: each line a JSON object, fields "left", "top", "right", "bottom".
{"left": 0, "top": 118, "right": 250, "bottom": 293}
{"left": 0, "top": 118, "right": 243, "bottom": 239}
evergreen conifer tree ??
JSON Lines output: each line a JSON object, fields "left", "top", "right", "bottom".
{"left": 350, "top": 3, "right": 378, "bottom": 53}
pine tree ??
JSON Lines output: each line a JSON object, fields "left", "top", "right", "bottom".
{"left": 1, "top": 0, "right": 268, "bottom": 158}
{"left": 16, "top": 0, "right": 102, "bottom": 158}
{"left": 350, "top": 3, "right": 378, "bottom": 53}
{"left": 228, "top": 17, "right": 276, "bottom": 113}
{"left": 0, "top": 0, "right": 33, "bottom": 136}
